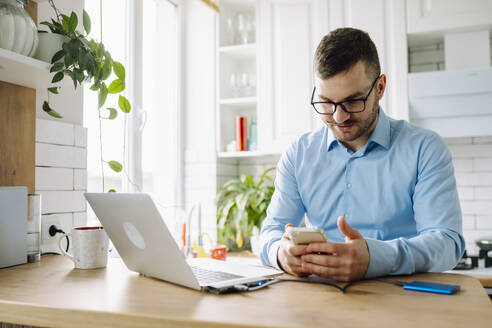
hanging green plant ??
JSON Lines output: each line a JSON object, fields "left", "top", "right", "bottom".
{"left": 40, "top": 0, "right": 131, "bottom": 192}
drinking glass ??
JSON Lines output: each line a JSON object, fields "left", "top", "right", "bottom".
{"left": 241, "top": 72, "right": 252, "bottom": 97}
{"left": 225, "top": 16, "right": 235, "bottom": 45}
{"left": 230, "top": 72, "right": 241, "bottom": 97}
{"left": 27, "top": 194, "right": 41, "bottom": 262}
{"left": 237, "top": 12, "right": 251, "bottom": 44}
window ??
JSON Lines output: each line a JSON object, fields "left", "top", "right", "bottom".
{"left": 84, "top": 0, "right": 182, "bottom": 225}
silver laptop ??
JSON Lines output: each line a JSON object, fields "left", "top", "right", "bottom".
{"left": 84, "top": 193, "right": 281, "bottom": 291}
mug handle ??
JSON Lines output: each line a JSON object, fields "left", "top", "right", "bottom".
{"left": 58, "top": 233, "right": 74, "bottom": 262}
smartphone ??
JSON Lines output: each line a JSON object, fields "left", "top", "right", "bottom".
{"left": 403, "top": 281, "right": 460, "bottom": 295}
{"left": 285, "top": 226, "right": 327, "bottom": 245}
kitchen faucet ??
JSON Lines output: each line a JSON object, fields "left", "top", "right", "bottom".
{"left": 183, "top": 202, "right": 202, "bottom": 258}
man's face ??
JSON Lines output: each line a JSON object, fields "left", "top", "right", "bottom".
{"left": 314, "top": 61, "right": 385, "bottom": 151}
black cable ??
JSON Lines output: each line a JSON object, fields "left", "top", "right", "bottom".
{"left": 208, "top": 278, "right": 357, "bottom": 294}
{"left": 65, "top": 234, "right": 69, "bottom": 252}
{"left": 48, "top": 225, "right": 70, "bottom": 252}
{"left": 275, "top": 278, "right": 355, "bottom": 293}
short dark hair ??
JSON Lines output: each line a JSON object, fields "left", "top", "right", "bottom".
{"left": 314, "top": 27, "right": 380, "bottom": 80}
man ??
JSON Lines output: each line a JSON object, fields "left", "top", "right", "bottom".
{"left": 259, "top": 27, "right": 465, "bottom": 282}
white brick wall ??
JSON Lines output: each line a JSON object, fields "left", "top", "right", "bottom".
{"left": 36, "top": 119, "right": 88, "bottom": 252}
{"left": 35, "top": 167, "right": 73, "bottom": 190}
{"left": 446, "top": 137, "right": 492, "bottom": 254}
{"left": 184, "top": 149, "right": 218, "bottom": 243}
{"left": 73, "top": 211, "right": 87, "bottom": 228}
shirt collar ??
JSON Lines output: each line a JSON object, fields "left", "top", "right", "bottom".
{"left": 326, "top": 107, "right": 391, "bottom": 152}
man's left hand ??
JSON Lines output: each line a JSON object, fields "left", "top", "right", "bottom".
{"left": 300, "top": 216, "right": 370, "bottom": 282}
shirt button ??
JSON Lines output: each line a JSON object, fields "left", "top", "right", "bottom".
{"left": 345, "top": 213, "right": 350, "bottom": 218}
{"left": 347, "top": 183, "right": 352, "bottom": 189}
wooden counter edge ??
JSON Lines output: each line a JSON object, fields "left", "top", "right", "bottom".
{"left": 471, "top": 274, "right": 492, "bottom": 288}
{"left": 0, "top": 299, "right": 289, "bottom": 328}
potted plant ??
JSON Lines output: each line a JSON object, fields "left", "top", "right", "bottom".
{"left": 39, "top": 0, "right": 131, "bottom": 191}
{"left": 216, "top": 167, "right": 275, "bottom": 252}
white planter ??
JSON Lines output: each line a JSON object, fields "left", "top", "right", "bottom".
{"left": 34, "top": 32, "right": 68, "bottom": 63}
{"left": 0, "top": 0, "right": 38, "bottom": 57}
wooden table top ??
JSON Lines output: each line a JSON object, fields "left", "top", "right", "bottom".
{"left": 0, "top": 255, "right": 491, "bottom": 328}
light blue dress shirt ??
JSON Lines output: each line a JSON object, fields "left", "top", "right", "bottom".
{"left": 260, "top": 109, "right": 465, "bottom": 278}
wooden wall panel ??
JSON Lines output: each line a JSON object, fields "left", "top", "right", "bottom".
{"left": 0, "top": 81, "right": 36, "bottom": 194}
{"left": 25, "top": 0, "right": 38, "bottom": 26}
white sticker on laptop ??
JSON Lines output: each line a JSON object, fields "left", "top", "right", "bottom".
{"left": 123, "top": 222, "right": 146, "bottom": 249}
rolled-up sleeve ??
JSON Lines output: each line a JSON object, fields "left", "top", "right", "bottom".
{"left": 260, "top": 143, "right": 306, "bottom": 269}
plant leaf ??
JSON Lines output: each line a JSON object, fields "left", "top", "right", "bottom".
{"left": 51, "top": 49, "right": 65, "bottom": 64}
{"left": 74, "top": 68, "right": 85, "bottom": 83}
{"left": 61, "top": 14, "right": 70, "bottom": 31}
{"left": 101, "top": 57, "right": 112, "bottom": 80}
{"left": 66, "top": 70, "right": 77, "bottom": 89}
{"left": 89, "top": 83, "right": 99, "bottom": 91}
{"left": 51, "top": 71, "right": 64, "bottom": 83}
{"left": 105, "top": 107, "right": 118, "bottom": 120}
{"left": 118, "top": 95, "right": 131, "bottom": 113}
{"left": 42, "top": 100, "right": 51, "bottom": 112}
{"left": 104, "top": 50, "right": 112, "bottom": 62}
{"left": 108, "top": 189, "right": 117, "bottom": 193}
{"left": 77, "top": 49, "right": 87, "bottom": 71}
{"left": 39, "top": 21, "right": 55, "bottom": 31}
{"left": 50, "top": 19, "right": 65, "bottom": 34}
{"left": 108, "top": 160, "right": 123, "bottom": 173}
{"left": 96, "top": 42, "right": 105, "bottom": 58}
{"left": 48, "top": 87, "right": 59, "bottom": 94}
{"left": 108, "top": 79, "right": 125, "bottom": 94}
{"left": 89, "top": 39, "right": 98, "bottom": 52}
{"left": 87, "top": 57, "right": 97, "bottom": 76}
{"left": 63, "top": 42, "right": 74, "bottom": 67}
{"left": 46, "top": 110, "right": 63, "bottom": 119}
{"left": 50, "top": 62, "right": 64, "bottom": 73}
{"left": 82, "top": 9, "right": 91, "bottom": 35}
{"left": 68, "top": 11, "right": 78, "bottom": 33}
{"left": 258, "top": 167, "right": 275, "bottom": 186}
{"left": 42, "top": 101, "right": 63, "bottom": 118}
{"left": 78, "top": 36, "right": 91, "bottom": 49}
{"left": 113, "top": 61, "right": 125, "bottom": 81}
{"left": 98, "top": 82, "right": 108, "bottom": 109}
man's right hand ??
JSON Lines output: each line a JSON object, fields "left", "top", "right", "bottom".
{"left": 277, "top": 224, "right": 310, "bottom": 277}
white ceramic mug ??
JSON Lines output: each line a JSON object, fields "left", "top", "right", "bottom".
{"left": 58, "top": 227, "right": 109, "bottom": 269}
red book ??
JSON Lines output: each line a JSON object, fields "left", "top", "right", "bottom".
{"left": 235, "top": 116, "right": 247, "bottom": 151}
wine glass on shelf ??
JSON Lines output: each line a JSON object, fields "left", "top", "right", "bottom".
{"left": 250, "top": 14, "right": 256, "bottom": 43}
{"left": 237, "top": 12, "right": 252, "bottom": 44}
{"left": 225, "top": 16, "right": 235, "bottom": 46}
{"left": 248, "top": 72, "right": 256, "bottom": 96}
{"left": 241, "top": 72, "right": 252, "bottom": 97}
{"left": 229, "top": 72, "right": 240, "bottom": 98}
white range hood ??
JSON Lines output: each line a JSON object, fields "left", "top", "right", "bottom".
{"left": 408, "top": 66, "right": 492, "bottom": 138}
{"left": 408, "top": 29, "right": 492, "bottom": 138}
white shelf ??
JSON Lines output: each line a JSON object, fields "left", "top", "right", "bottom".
{"left": 219, "top": 97, "right": 257, "bottom": 105}
{"left": 0, "top": 48, "right": 51, "bottom": 89}
{"left": 219, "top": 44, "right": 256, "bottom": 59}
{"left": 218, "top": 151, "right": 279, "bottom": 158}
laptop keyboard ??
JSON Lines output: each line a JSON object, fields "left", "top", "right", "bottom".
{"left": 190, "top": 266, "right": 243, "bottom": 284}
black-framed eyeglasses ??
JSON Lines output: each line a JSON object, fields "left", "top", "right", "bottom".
{"left": 310, "top": 75, "right": 380, "bottom": 115}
